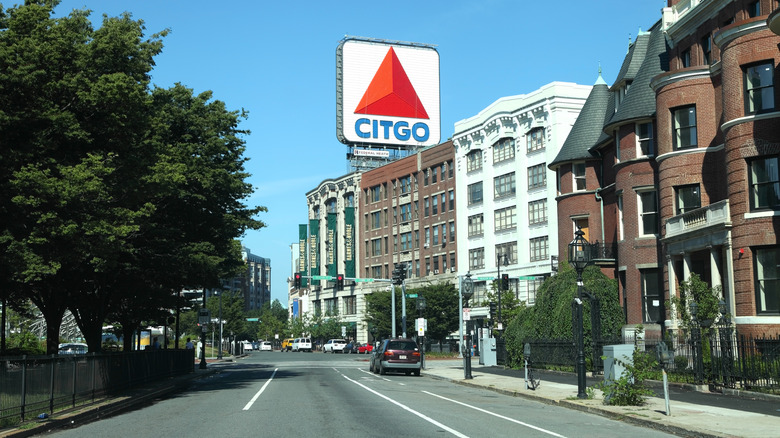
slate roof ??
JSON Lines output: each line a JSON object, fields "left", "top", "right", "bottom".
{"left": 549, "top": 74, "right": 611, "bottom": 168}
{"left": 604, "top": 20, "right": 668, "bottom": 132}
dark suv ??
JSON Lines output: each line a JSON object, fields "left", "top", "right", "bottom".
{"left": 370, "top": 338, "right": 421, "bottom": 376}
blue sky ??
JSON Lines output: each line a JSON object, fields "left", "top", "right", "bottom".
{"left": 52, "top": 0, "right": 667, "bottom": 306}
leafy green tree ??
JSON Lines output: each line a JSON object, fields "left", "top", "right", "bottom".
{"left": 504, "top": 262, "right": 624, "bottom": 368}
{"left": 668, "top": 272, "right": 722, "bottom": 329}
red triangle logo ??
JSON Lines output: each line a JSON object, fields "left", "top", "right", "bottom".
{"left": 354, "top": 47, "right": 429, "bottom": 119}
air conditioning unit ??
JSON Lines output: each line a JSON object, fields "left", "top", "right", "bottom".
{"left": 434, "top": 269, "right": 439, "bottom": 274}
{"left": 424, "top": 243, "right": 429, "bottom": 248}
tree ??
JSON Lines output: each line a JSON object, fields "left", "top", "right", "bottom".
{"left": 504, "top": 262, "right": 624, "bottom": 368}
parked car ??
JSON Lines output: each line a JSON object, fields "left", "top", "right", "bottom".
{"left": 281, "top": 338, "right": 294, "bottom": 351}
{"left": 58, "top": 343, "right": 88, "bottom": 355}
{"left": 242, "top": 341, "right": 254, "bottom": 351}
{"left": 343, "top": 342, "right": 357, "bottom": 354}
{"left": 371, "top": 338, "right": 421, "bottom": 376}
{"left": 323, "top": 339, "right": 347, "bottom": 353}
{"left": 260, "top": 341, "right": 272, "bottom": 351}
{"left": 292, "top": 337, "right": 312, "bottom": 352}
{"left": 357, "top": 343, "right": 374, "bottom": 354}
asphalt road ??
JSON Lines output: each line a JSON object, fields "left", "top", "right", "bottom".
{"left": 40, "top": 351, "right": 678, "bottom": 438}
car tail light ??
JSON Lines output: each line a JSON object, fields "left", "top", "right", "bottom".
{"left": 412, "top": 352, "right": 420, "bottom": 357}
{"left": 384, "top": 351, "right": 394, "bottom": 357}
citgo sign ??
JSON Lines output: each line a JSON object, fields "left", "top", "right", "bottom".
{"left": 336, "top": 37, "right": 440, "bottom": 148}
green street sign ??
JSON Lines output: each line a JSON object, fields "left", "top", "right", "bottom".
{"left": 246, "top": 318, "right": 259, "bottom": 322}
{"left": 312, "top": 275, "right": 332, "bottom": 280}
{"left": 354, "top": 278, "right": 375, "bottom": 283}
{"left": 406, "top": 293, "right": 418, "bottom": 298}
{"left": 518, "top": 276, "right": 539, "bottom": 280}
{"left": 476, "top": 277, "right": 495, "bottom": 281}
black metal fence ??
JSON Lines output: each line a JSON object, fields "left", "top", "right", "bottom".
{"left": 0, "top": 349, "right": 194, "bottom": 425}
{"left": 499, "top": 328, "right": 780, "bottom": 393}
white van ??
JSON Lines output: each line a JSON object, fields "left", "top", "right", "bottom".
{"left": 242, "top": 341, "right": 254, "bottom": 351}
{"left": 292, "top": 337, "right": 312, "bottom": 352}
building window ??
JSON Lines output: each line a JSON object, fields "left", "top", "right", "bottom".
{"left": 343, "top": 296, "right": 356, "bottom": 315}
{"left": 449, "top": 190, "right": 455, "bottom": 211}
{"left": 448, "top": 160, "right": 454, "bottom": 178}
{"left": 432, "top": 167, "right": 438, "bottom": 184}
{"left": 441, "top": 223, "right": 446, "bottom": 243}
{"left": 468, "top": 182, "right": 483, "bottom": 205}
{"left": 637, "top": 122, "right": 654, "bottom": 156}
{"left": 748, "top": 0, "right": 761, "bottom": 18}
{"left": 641, "top": 269, "right": 663, "bottom": 323}
{"left": 371, "top": 266, "right": 382, "bottom": 279}
{"left": 371, "top": 238, "right": 381, "bottom": 257}
{"left": 528, "top": 163, "right": 547, "bottom": 189}
{"left": 638, "top": 190, "right": 659, "bottom": 236}
{"left": 469, "top": 248, "right": 485, "bottom": 270}
{"left": 424, "top": 227, "right": 430, "bottom": 247}
{"left": 573, "top": 163, "right": 586, "bottom": 191}
{"left": 528, "top": 199, "right": 547, "bottom": 225}
{"left": 494, "top": 206, "right": 516, "bottom": 232}
{"left": 432, "top": 226, "right": 439, "bottom": 246}
{"left": 449, "top": 221, "right": 455, "bottom": 242}
{"left": 468, "top": 214, "right": 484, "bottom": 237}
{"left": 371, "top": 185, "right": 381, "bottom": 202}
{"left": 527, "top": 277, "right": 543, "bottom": 305}
{"left": 527, "top": 128, "right": 544, "bottom": 153}
{"left": 493, "top": 137, "right": 515, "bottom": 164}
{"left": 400, "top": 176, "right": 411, "bottom": 194}
{"left": 681, "top": 48, "right": 691, "bottom": 68}
{"left": 400, "top": 203, "right": 412, "bottom": 222}
{"left": 701, "top": 35, "right": 712, "bottom": 65}
{"left": 745, "top": 62, "right": 775, "bottom": 115}
{"left": 672, "top": 105, "right": 697, "bottom": 150}
{"left": 467, "top": 150, "right": 482, "bottom": 172}
{"left": 496, "top": 241, "right": 517, "bottom": 265}
{"left": 755, "top": 247, "right": 780, "bottom": 313}
{"left": 400, "top": 232, "right": 412, "bottom": 251}
{"left": 675, "top": 184, "right": 701, "bottom": 215}
{"left": 324, "top": 298, "right": 337, "bottom": 316}
{"left": 424, "top": 197, "right": 429, "bottom": 217}
{"left": 371, "top": 211, "right": 381, "bottom": 229}
{"left": 494, "top": 172, "right": 516, "bottom": 199}
{"left": 749, "top": 156, "right": 780, "bottom": 210}
{"left": 423, "top": 169, "right": 429, "bottom": 186}
{"left": 529, "top": 236, "right": 549, "bottom": 262}
{"left": 432, "top": 195, "right": 438, "bottom": 215}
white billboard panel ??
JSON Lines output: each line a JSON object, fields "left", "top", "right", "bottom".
{"left": 337, "top": 38, "right": 440, "bottom": 148}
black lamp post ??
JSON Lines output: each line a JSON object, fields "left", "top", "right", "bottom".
{"left": 496, "top": 254, "right": 509, "bottom": 330}
{"left": 461, "top": 274, "right": 474, "bottom": 379}
{"left": 568, "top": 227, "right": 592, "bottom": 399}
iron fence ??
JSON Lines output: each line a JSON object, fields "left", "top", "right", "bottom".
{"left": 0, "top": 349, "right": 194, "bottom": 425}
{"left": 512, "top": 328, "right": 779, "bottom": 394}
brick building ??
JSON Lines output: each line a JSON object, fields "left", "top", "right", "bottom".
{"left": 551, "top": 0, "right": 780, "bottom": 337}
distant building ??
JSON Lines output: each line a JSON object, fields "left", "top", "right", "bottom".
{"left": 210, "top": 246, "right": 271, "bottom": 311}
{"left": 454, "top": 82, "right": 591, "bottom": 307}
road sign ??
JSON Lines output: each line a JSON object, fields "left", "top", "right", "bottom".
{"left": 354, "top": 278, "right": 375, "bottom": 283}
{"left": 518, "top": 276, "right": 538, "bottom": 280}
{"left": 476, "top": 277, "right": 495, "bottom": 281}
{"left": 312, "top": 275, "right": 333, "bottom": 280}
{"left": 246, "top": 318, "right": 259, "bottom": 322}
{"left": 198, "top": 309, "right": 210, "bottom": 325}
{"left": 463, "top": 308, "right": 470, "bottom": 321}
{"left": 406, "top": 293, "right": 418, "bottom": 298}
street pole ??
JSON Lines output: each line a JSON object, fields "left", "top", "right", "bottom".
{"left": 458, "top": 275, "right": 463, "bottom": 359}
{"left": 401, "top": 278, "right": 407, "bottom": 338}
{"left": 391, "top": 283, "right": 396, "bottom": 338}
{"left": 199, "top": 288, "right": 207, "bottom": 370}
{"left": 575, "top": 273, "right": 587, "bottom": 398}
{"left": 217, "top": 291, "right": 223, "bottom": 359}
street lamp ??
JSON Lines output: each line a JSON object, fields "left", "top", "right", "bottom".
{"left": 568, "top": 226, "right": 592, "bottom": 399}
{"left": 496, "top": 254, "right": 509, "bottom": 330}
{"left": 217, "top": 289, "right": 224, "bottom": 360}
{"left": 460, "top": 273, "right": 474, "bottom": 379}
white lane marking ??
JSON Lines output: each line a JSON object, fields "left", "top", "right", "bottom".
{"left": 243, "top": 368, "right": 278, "bottom": 411}
{"left": 423, "top": 391, "right": 567, "bottom": 438}
{"left": 342, "top": 374, "right": 469, "bottom": 438}
{"left": 357, "top": 368, "right": 391, "bottom": 381}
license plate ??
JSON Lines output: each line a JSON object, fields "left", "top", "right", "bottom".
{"left": 399, "top": 355, "right": 407, "bottom": 359}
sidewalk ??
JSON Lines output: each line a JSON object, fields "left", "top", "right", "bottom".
{"left": 422, "top": 357, "right": 779, "bottom": 438}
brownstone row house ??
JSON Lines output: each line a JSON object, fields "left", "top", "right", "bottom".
{"left": 551, "top": 0, "right": 780, "bottom": 337}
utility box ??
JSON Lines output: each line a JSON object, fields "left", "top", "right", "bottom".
{"left": 603, "top": 344, "right": 634, "bottom": 384}
{"left": 480, "top": 335, "right": 497, "bottom": 366}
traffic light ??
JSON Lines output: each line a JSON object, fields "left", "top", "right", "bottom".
{"left": 336, "top": 274, "right": 345, "bottom": 291}
{"left": 294, "top": 272, "right": 302, "bottom": 288}
{"left": 489, "top": 301, "right": 497, "bottom": 320}
{"left": 501, "top": 273, "right": 509, "bottom": 291}
{"left": 392, "top": 263, "right": 407, "bottom": 285}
